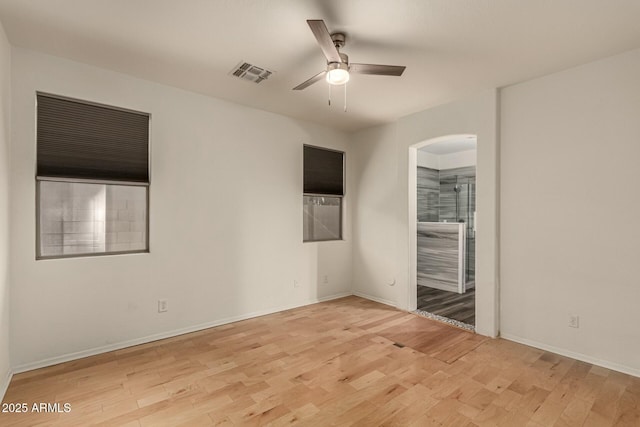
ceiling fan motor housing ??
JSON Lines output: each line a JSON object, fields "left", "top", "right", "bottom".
{"left": 327, "top": 61, "right": 349, "bottom": 73}
{"left": 331, "top": 33, "right": 346, "bottom": 49}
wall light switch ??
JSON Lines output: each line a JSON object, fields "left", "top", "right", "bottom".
{"left": 158, "top": 299, "right": 168, "bottom": 313}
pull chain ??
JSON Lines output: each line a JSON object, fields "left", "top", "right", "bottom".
{"left": 328, "top": 83, "right": 331, "bottom": 106}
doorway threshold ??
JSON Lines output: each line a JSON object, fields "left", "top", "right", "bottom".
{"left": 413, "top": 309, "right": 475, "bottom": 332}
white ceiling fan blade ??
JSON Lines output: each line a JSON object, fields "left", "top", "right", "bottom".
{"left": 349, "top": 63, "right": 406, "bottom": 76}
{"left": 293, "top": 70, "right": 327, "bottom": 90}
{"left": 307, "top": 20, "right": 342, "bottom": 63}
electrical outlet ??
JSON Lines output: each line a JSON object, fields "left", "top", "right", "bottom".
{"left": 323, "top": 275, "right": 329, "bottom": 284}
{"left": 568, "top": 314, "right": 579, "bottom": 328}
{"left": 158, "top": 299, "right": 168, "bottom": 313}
{"left": 293, "top": 280, "right": 300, "bottom": 288}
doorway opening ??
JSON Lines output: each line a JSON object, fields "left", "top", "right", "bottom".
{"left": 412, "top": 135, "right": 477, "bottom": 330}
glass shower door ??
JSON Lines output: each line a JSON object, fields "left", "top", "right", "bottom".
{"left": 455, "top": 179, "right": 476, "bottom": 285}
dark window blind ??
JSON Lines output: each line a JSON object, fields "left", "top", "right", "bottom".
{"left": 303, "top": 146, "right": 344, "bottom": 195}
{"left": 37, "top": 94, "right": 149, "bottom": 182}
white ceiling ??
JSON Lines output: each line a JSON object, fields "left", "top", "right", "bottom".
{"left": 420, "top": 136, "right": 476, "bottom": 155}
{"left": 1, "top": 0, "right": 639, "bottom": 132}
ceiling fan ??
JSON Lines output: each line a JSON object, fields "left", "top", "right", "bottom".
{"left": 293, "top": 20, "right": 406, "bottom": 90}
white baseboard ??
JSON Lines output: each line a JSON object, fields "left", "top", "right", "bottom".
{"left": 0, "top": 368, "right": 12, "bottom": 403}
{"left": 501, "top": 333, "right": 640, "bottom": 379}
{"left": 12, "top": 292, "right": 352, "bottom": 375}
{"left": 352, "top": 291, "right": 396, "bottom": 308}
{"left": 317, "top": 292, "right": 351, "bottom": 302}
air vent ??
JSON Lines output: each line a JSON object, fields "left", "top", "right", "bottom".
{"left": 229, "top": 61, "right": 274, "bottom": 84}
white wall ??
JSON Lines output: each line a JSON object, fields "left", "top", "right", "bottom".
{"left": 351, "top": 124, "right": 400, "bottom": 306}
{"left": 10, "top": 48, "right": 353, "bottom": 370}
{"left": 352, "top": 91, "right": 499, "bottom": 336}
{"left": 439, "top": 149, "right": 476, "bottom": 170}
{"left": 0, "top": 20, "right": 11, "bottom": 398}
{"left": 416, "top": 150, "right": 439, "bottom": 170}
{"left": 500, "top": 48, "right": 640, "bottom": 375}
{"left": 417, "top": 149, "right": 477, "bottom": 170}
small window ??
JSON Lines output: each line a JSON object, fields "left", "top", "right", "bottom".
{"left": 303, "top": 145, "right": 344, "bottom": 242}
{"left": 38, "top": 181, "right": 148, "bottom": 257}
{"left": 36, "top": 93, "right": 150, "bottom": 259}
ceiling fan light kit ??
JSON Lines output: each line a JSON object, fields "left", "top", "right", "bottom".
{"left": 326, "top": 62, "right": 350, "bottom": 85}
{"left": 293, "top": 19, "right": 406, "bottom": 109}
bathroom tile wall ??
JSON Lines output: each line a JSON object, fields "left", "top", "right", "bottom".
{"left": 417, "top": 222, "right": 461, "bottom": 292}
{"left": 438, "top": 166, "right": 476, "bottom": 223}
{"left": 417, "top": 165, "right": 476, "bottom": 282}
{"left": 417, "top": 166, "right": 439, "bottom": 222}
{"left": 467, "top": 237, "right": 476, "bottom": 283}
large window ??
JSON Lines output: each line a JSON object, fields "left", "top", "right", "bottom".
{"left": 303, "top": 145, "right": 344, "bottom": 242}
{"left": 36, "top": 93, "right": 150, "bottom": 259}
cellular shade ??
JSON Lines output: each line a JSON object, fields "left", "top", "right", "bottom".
{"left": 303, "top": 145, "right": 344, "bottom": 195}
{"left": 37, "top": 94, "right": 150, "bottom": 182}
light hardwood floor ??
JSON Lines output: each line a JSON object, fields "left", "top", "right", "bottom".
{"left": 1, "top": 296, "right": 639, "bottom": 426}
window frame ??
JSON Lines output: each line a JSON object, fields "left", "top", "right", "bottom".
{"left": 35, "top": 92, "right": 151, "bottom": 260}
{"left": 303, "top": 144, "right": 345, "bottom": 243}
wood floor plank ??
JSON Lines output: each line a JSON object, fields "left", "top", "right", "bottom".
{"left": 1, "top": 296, "right": 638, "bottom": 426}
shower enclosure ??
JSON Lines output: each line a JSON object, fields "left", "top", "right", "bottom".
{"left": 417, "top": 166, "right": 476, "bottom": 291}
{"left": 449, "top": 178, "right": 476, "bottom": 285}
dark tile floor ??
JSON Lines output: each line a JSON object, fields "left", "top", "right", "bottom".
{"left": 417, "top": 285, "right": 475, "bottom": 326}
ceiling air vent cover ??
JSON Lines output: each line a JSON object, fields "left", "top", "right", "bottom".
{"left": 230, "top": 61, "right": 274, "bottom": 84}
